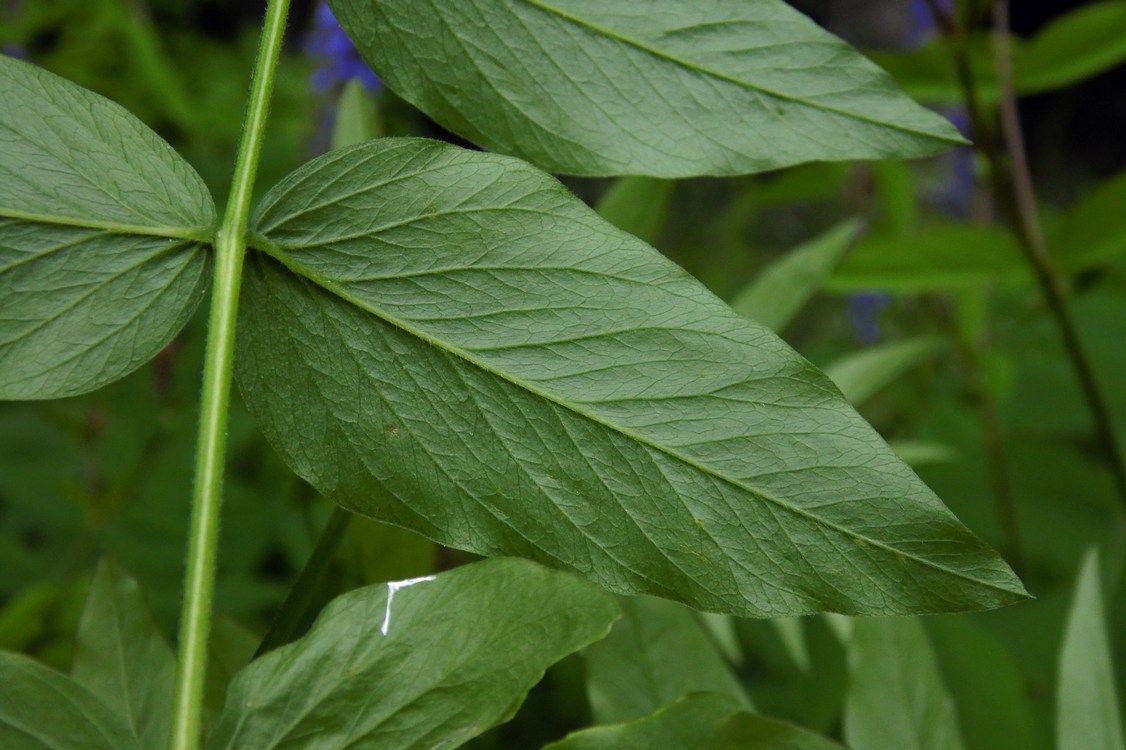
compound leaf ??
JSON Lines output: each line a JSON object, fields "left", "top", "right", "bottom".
{"left": 0, "top": 55, "right": 213, "bottom": 400}
{"left": 238, "top": 138, "right": 1026, "bottom": 618}
{"left": 328, "top": 0, "right": 964, "bottom": 177}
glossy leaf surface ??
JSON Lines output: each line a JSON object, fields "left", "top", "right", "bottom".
{"left": 0, "top": 55, "right": 213, "bottom": 399}
{"left": 207, "top": 559, "right": 618, "bottom": 750}
{"left": 328, "top": 0, "right": 964, "bottom": 177}
{"left": 585, "top": 596, "right": 750, "bottom": 724}
{"left": 71, "top": 560, "right": 176, "bottom": 749}
{"left": 238, "top": 138, "right": 1026, "bottom": 617}
{"left": 0, "top": 651, "right": 141, "bottom": 750}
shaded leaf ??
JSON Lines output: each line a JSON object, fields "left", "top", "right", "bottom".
{"left": 0, "top": 651, "right": 141, "bottom": 750}
{"left": 1058, "top": 549, "right": 1126, "bottom": 750}
{"left": 206, "top": 559, "right": 618, "bottom": 750}
{"left": 845, "top": 617, "right": 966, "bottom": 750}
{"left": 585, "top": 596, "right": 750, "bottom": 724}
{"left": 0, "top": 55, "right": 214, "bottom": 399}
{"left": 825, "top": 336, "right": 945, "bottom": 406}
{"left": 546, "top": 692, "right": 844, "bottom": 750}
{"left": 1051, "top": 168, "right": 1126, "bottom": 273}
{"left": 71, "top": 559, "right": 176, "bottom": 749}
{"left": 238, "top": 138, "right": 1026, "bottom": 617}
{"left": 595, "top": 177, "right": 674, "bottom": 245}
{"left": 730, "top": 221, "right": 861, "bottom": 333}
{"left": 329, "top": 0, "right": 963, "bottom": 177}
{"left": 1016, "top": 1, "right": 1126, "bottom": 95}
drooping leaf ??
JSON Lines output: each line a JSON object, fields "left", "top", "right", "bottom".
{"left": 328, "top": 0, "right": 964, "bottom": 177}
{"left": 824, "top": 336, "right": 945, "bottom": 406}
{"left": 826, "top": 224, "right": 1024, "bottom": 293}
{"left": 730, "top": 221, "right": 861, "bottom": 333}
{"left": 1057, "top": 549, "right": 1126, "bottom": 750}
{"left": 0, "top": 55, "right": 214, "bottom": 400}
{"left": 71, "top": 560, "right": 176, "bottom": 749}
{"left": 238, "top": 138, "right": 1026, "bottom": 617}
{"left": 845, "top": 617, "right": 966, "bottom": 750}
{"left": 596, "top": 177, "right": 674, "bottom": 245}
{"left": 206, "top": 559, "right": 619, "bottom": 750}
{"left": 0, "top": 651, "right": 142, "bottom": 750}
{"left": 546, "top": 692, "right": 845, "bottom": 750}
{"left": 585, "top": 596, "right": 750, "bottom": 724}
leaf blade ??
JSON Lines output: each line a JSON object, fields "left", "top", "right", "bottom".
{"left": 329, "top": 0, "right": 963, "bottom": 176}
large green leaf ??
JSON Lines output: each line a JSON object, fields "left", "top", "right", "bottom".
{"left": 328, "top": 0, "right": 963, "bottom": 177}
{"left": 585, "top": 596, "right": 750, "bottom": 724}
{"left": 730, "top": 221, "right": 861, "bottom": 333}
{"left": 206, "top": 559, "right": 618, "bottom": 750}
{"left": 546, "top": 692, "right": 845, "bottom": 750}
{"left": 71, "top": 560, "right": 176, "bottom": 749}
{"left": 238, "top": 138, "right": 1026, "bottom": 617}
{"left": 0, "top": 55, "right": 213, "bottom": 400}
{"left": 0, "top": 651, "right": 142, "bottom": 750}
{"left": 1058, "top": 549, "right": 1125, "bottom": 750}
{"left": 844, "top": 617, "right": 966, "bottom": 750}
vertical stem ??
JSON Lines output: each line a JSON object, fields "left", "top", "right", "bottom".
{"left": 989, "top": 1, "right": 1126, "bottom": 503}
{"left": 169, "top": 1, "right": 291, "bottom": 748}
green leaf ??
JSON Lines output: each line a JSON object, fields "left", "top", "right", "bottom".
{"left": 0, "top": 651, "right": 142, "bottom": 750}
{"left": 1015, "top": 1, "right": 1126, "bottom": 95}
{"left": 0, "top": 55, "right": 214, "bottom": 400}
{"left": 239, "top": 138, "right": 1026, "bottom": 617}
{"left": 329, "top": 0, "right": 964, "bottom": 177}
{"left": 730, "top": 221, "right": 861, "bottom": 333}
{"left": 585, "top": 596, "right": 750, "bottom": 724}
{"left": 844, "top": 617, "right": 966, "bottom": 750}
{"left": 824, "top": 337, "right": 945, "bottom": 406}
{"left": 206, "top": 559, "right": 618, "bottom": 750}
{"left": 1058, "top": 549, "right": 1126, "bottom": 750}
{"left": 71, "top": 559, "right": 176, "bottom": 749}
{"left": 826, "top": 224, "right": 1024, "bottom": 293}
{"left": 546, "top": 692, "right": 845, "bottom": 750}
{"left": 331, "top": 78, "right": 381, "bottom": 150}
{"left": 889, "top": 440, "right": 957, "bottom": 468}
{"left": 1051, "top": 169, "right": 1126, "bottom": 273}
{"left": 595, "top": 177, "right": 674, "bottom": 245}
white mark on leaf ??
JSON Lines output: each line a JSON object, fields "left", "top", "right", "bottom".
{"left": 381, "top": 575, "right": 436, "bottom": 636}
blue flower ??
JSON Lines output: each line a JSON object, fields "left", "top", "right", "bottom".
{"left": 907, "top": 0, "right": 953, "bottom": 48}
{"left": 306, "top": 2, "right": 380, "bottom": 93}
{"left": 847, "top": 292, "right": 891, "bottom": 346}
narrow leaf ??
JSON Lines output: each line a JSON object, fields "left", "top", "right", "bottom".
{"left": 730, "top": 221, "right": 861, "bottom": 333}
{"left": 1058, "top": 549, "right": 1126, "bottom": 750}
{"left": 0, "top": 651, "right": 142, "bottom": 750}
{"left": 0, "top": 55, "right": 214, "bottom": 399}
{"left": 546, "top": 692, "right": 845, "bottom": 750}
{"left": 239, "top": 138, "right": 1027, "bottom": 617}
{"left": 585, "top": 596, "right": 751, "bottom": 724}
{"left": 1015, "top": 1, "right": 1126, "bottom": 95}
{"left": 331, "top": 78, "right": 381, "bottom": 150}
{"left": 845, "top": 617, "right": 966, "bottom": 750}
{"left": 825, "top": 337, "right": 945, "bottom": 406}
{"left": 328, "top": 0, "right": 964, "bottom": 177}
{"left": 1051, "top": 168, "right": 1126, "bottom": 273}
{"left": 207, "top": 559, "right": 618, "bottom": 750}
{"left": 71, "top": 559, "right": 176, "bottom": 749}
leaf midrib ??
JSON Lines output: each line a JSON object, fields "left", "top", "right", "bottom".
{"left": 517, "top": 0, "right": 962, "bottom": 144}
{"left": 249, "top": 234, "right": 1019, "bottom": 602}
{"left": 0, "top": 207, "right": 214, "bottom": 243}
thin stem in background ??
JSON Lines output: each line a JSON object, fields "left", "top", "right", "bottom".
{"left": 168, "top": 0, "right": 292, "bottom": 748}
{"left": 989, "top": 1, "right": 1126, "bottom": 503}
{"left": 255, "top": 506, "right": 353, "bottom": 658}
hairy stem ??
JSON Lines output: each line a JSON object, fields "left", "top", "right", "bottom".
{"left": 255, "top": 506, "right": 353, "bottom": 658}
{"left": 168, "top": 1, "right": 291, "bottom": 747}
{"left": 989, "top": 1, "right": 1126, "bottom": 503}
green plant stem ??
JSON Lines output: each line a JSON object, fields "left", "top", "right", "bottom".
{"left": 168, "top": 1, "right": 291, "bottom": 748}
{"left": 255, "top": 506, "right": 353, "bottom": 658}
{"left": 988, "top": 1, "right": 1126, "bottom": 504}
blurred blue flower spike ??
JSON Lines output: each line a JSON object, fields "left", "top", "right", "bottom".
{"left": 848, "top": 292, "right": 892, "bottom": 346}
{"left": 307, "top": 2, "right": 380, "bottom": 93}
{"left": 908, "top": 0, "right": 953, "bottom": 48}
